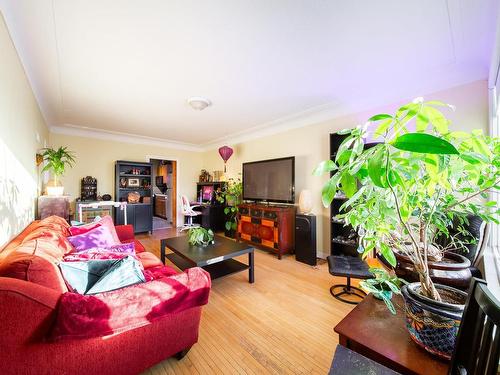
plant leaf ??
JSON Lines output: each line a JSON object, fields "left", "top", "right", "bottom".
{"left": 313, "top": 160, "right": 337, "bottom": 176}
{"left": 368, "top": 114, "right": 392, "bottom": 122}
{"left": 368, "top": 147, "right": 388, "bottom": 188}
{"left": 321, "top": 174, "right": 340, "bottom": 207}
{"left": 340, "top": 173, "right": 357, "bottom": 198}
{"left": 380, "top": 243, "right": 396, "bottom": 267}
{"left": 392, "top": 133, "right": 459, "bottom": 154}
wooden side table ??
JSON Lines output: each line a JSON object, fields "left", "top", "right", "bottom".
{"left": 334, "top": 294, "right": 449, "bottom": 375}
{"left": 37, "top": 195, "right": 70, "bottom": 221}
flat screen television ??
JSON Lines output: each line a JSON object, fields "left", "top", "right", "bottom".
{"left": 242, "top": 156, "right": 295, "bottom": 204}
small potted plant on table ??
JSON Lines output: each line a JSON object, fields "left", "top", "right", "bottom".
{"left": 315, "top": 98, "right": 499, "bottom": 359}
{"left": 187, "top": 227, "right": 215, "bottom": 246}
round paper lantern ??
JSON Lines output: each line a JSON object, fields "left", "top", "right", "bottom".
{"left": 218, "top": 146, "right": 233, "bottom": 172}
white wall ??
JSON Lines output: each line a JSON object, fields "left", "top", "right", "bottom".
{"left": 0, "top": 12, "right": 49, "bottom": 248}
{"left": 201, "top": 80, "right": 489, "bottom": 257}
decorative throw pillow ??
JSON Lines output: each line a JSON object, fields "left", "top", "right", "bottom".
{"left": 85, "top": 242, "right": 136, "bottom": 255}
{"left": 68, "top": 216, "right": 120, "bottom": 245}
{"left": 58, "top": 256, "right": 145, "bottom": 294}
{"left": 62, "top": 251, "right": 130, "bottom": 263}
{"left": 67, "top": 225, "right": 116, "bottom": 252}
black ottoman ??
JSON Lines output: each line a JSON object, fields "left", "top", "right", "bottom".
{"left": 327, "top": 255, "right": 372, "bottom": 304}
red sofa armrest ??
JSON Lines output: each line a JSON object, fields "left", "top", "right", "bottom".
{"left": 0, "top": 277, "right": 60, "bottom": 346}
{"left": 115, "top": 225, "right": 134, "bottom": 242}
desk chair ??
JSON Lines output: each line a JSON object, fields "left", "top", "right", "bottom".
{"left": 180, "top": 195, "right": 201, "bottom": 231}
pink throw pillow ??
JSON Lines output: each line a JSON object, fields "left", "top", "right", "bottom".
{"left": 67, "top": 226, "right": 117, "bottom": 252}
{"left": 69, "top": 216, "right": 120, "bottom": 245}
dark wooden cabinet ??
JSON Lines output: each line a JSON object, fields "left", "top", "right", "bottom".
{"left": 155, "top": 195, "right": 168, "bottom": 219}
{"left": 237, "top": 203, "right": 295, "bottom": 259}
{"left": 114, "top": 161, "right": 153, "bottom": 233}
{"left": 134, "top": 204, "right": 153, "bottom": 232}
{"left": 115, "top": 203, "right": 152, "bottom": 233}
{"left": 193, "top": 205, "right": 225, "bottom": 232}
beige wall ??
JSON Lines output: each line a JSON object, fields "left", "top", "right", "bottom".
{"left": 201, "top": 80, "right": 489, "bottom": 257}
{"left": 49, "top": 133, "right": 204, "bottom": 224}
{"left": 0, "top": 13, "right": 49, "bottom": 248}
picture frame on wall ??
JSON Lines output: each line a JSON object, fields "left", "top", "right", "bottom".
{"left": 127, "top": 178, "right": 140, "bottom": 187}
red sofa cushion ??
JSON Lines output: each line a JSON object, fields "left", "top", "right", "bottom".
{"left": 51, "top": 267, "right": 211, "bottom": 341}
{"left": 0, "top": 240, "right": 68, "bottom": 292}
{"left": 136, "top": 251, "right": 163, "bottom": 269}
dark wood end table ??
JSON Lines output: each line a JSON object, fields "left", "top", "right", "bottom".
{"left": 334, "top": 294, "right": 449, "bottom": 375}
{"left": 160, "top": 234, "right": 255, "bottom": 283}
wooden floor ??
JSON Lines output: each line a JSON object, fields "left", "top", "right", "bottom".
{"left": 137, "top": 229, "right": 355, "bottom": 375}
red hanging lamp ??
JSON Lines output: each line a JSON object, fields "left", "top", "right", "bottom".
{"left": 218, "top": 146, "right": 233, "bottom": 172}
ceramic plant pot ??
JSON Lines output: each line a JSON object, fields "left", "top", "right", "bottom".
{"left": 401, "top": 282, "right": 467, "bottom": 360}
{"left": 393, "top": 251, "right": 472, "bottom": 290}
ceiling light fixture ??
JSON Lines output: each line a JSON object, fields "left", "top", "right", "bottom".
{"left": 188, "top": 97, "right": 212, "bottom": 111}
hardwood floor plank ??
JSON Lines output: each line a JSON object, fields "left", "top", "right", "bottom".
{"left": 138, "top": 229, "right": 354, "bottom": 374}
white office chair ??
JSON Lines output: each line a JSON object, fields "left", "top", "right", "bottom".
{"left": 180, "top": 195, "right": 201, "bottom": 231}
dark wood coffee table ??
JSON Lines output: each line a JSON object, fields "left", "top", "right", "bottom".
{"left": 334, "top": 294, "right": 449, "bottom": 375}
{"left": 160, "top": 235, "right": 254, "bottom": 283}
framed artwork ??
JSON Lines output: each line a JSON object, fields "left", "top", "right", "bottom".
{"left": 127, "top": 178, "right": 140, "bottom": 187}
{"left": 119, "top": 178, "right": 127, "bottom": 188}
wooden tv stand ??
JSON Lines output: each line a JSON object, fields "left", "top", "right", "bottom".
{"left": 237, "top": 203, "right": 295, "bottom": 259}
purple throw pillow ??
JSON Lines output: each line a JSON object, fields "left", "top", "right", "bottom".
{"left": 67, "top": 225, "right": 116, "bottom": 252}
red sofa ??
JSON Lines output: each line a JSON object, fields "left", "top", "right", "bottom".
{"left": 0, "top": 216, "right": 210, "bottom": 375}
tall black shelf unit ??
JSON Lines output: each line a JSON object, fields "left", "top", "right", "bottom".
{"left": 329, "top": 134, "right": 379, "bottom": 256}
{"left": 115, "top": 160, "right": 153, "bottom": 234}
{"left": 329, "top": 133, "right": 359, "bottom": 256}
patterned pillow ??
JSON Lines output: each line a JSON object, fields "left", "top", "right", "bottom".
{"left": 68, "top": 216, "right": 120, "bottom": 245}
{"left": 67, "top": 225, "right": 116, "bottom": 252}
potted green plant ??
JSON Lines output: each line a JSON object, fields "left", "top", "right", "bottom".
{"left": 216, "top": 178, "right": 242, "bottom": 238}
{"left": 41, "top": 146, "right": 76, "bottom": 196}
{"left": 314, "top": 98, "right": 499, "bottom": 359}
{"left": 187, "top": 227, "right": 214, "bottom": 246}
{"left": 359, "top": 268, "right": 408, "bottom": 314}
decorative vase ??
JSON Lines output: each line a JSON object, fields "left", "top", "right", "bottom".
{"left": 401, "top": 282, "right": 467, "bottom": 360}
{"left": 298, "top": 189, "right": 313, "bottom": 214}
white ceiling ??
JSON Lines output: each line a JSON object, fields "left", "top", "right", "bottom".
{"left": 1, "top": 0, "right": 498, "bottom": 150}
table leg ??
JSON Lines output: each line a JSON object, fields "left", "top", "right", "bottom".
{"left": 249, "top": 250, "right": 254, "bottom": 283}
{"left": 160, "top": 239, "right": 166, "bottom": 264}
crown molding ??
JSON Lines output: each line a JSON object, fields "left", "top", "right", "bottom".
{"left": 200, "top": 100, "right": 344, "bottom": 150}
{"left": 50, "top": 124, "right": 204, "bottom": 152}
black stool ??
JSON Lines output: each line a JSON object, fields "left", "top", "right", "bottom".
{"left": 327, "top": 255, "right": 372, "bottom": 305}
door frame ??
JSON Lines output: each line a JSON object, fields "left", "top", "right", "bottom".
{"left": 147, "top": 155, "right": 179, "bottom": 228}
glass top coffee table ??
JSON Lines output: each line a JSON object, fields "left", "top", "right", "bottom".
{"left": 160, "top": 235, "right": 255, "bottom": 283}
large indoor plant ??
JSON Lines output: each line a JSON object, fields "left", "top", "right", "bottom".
{"left": 216, "top": 177, "right": 243, "bottom": 237}
{"left": 41, "top": 146, "right": 76, "bottom": 196}
{"left": 315, "top": 98, "right": 499, "bottom": 358}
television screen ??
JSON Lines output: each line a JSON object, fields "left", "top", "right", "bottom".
{"left": 243, "top": 157, "right": 295, "bottom": 203}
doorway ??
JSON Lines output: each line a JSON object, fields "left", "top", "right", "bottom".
{"left": 150, "top": 159, "right": 177, "bottom": 230}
